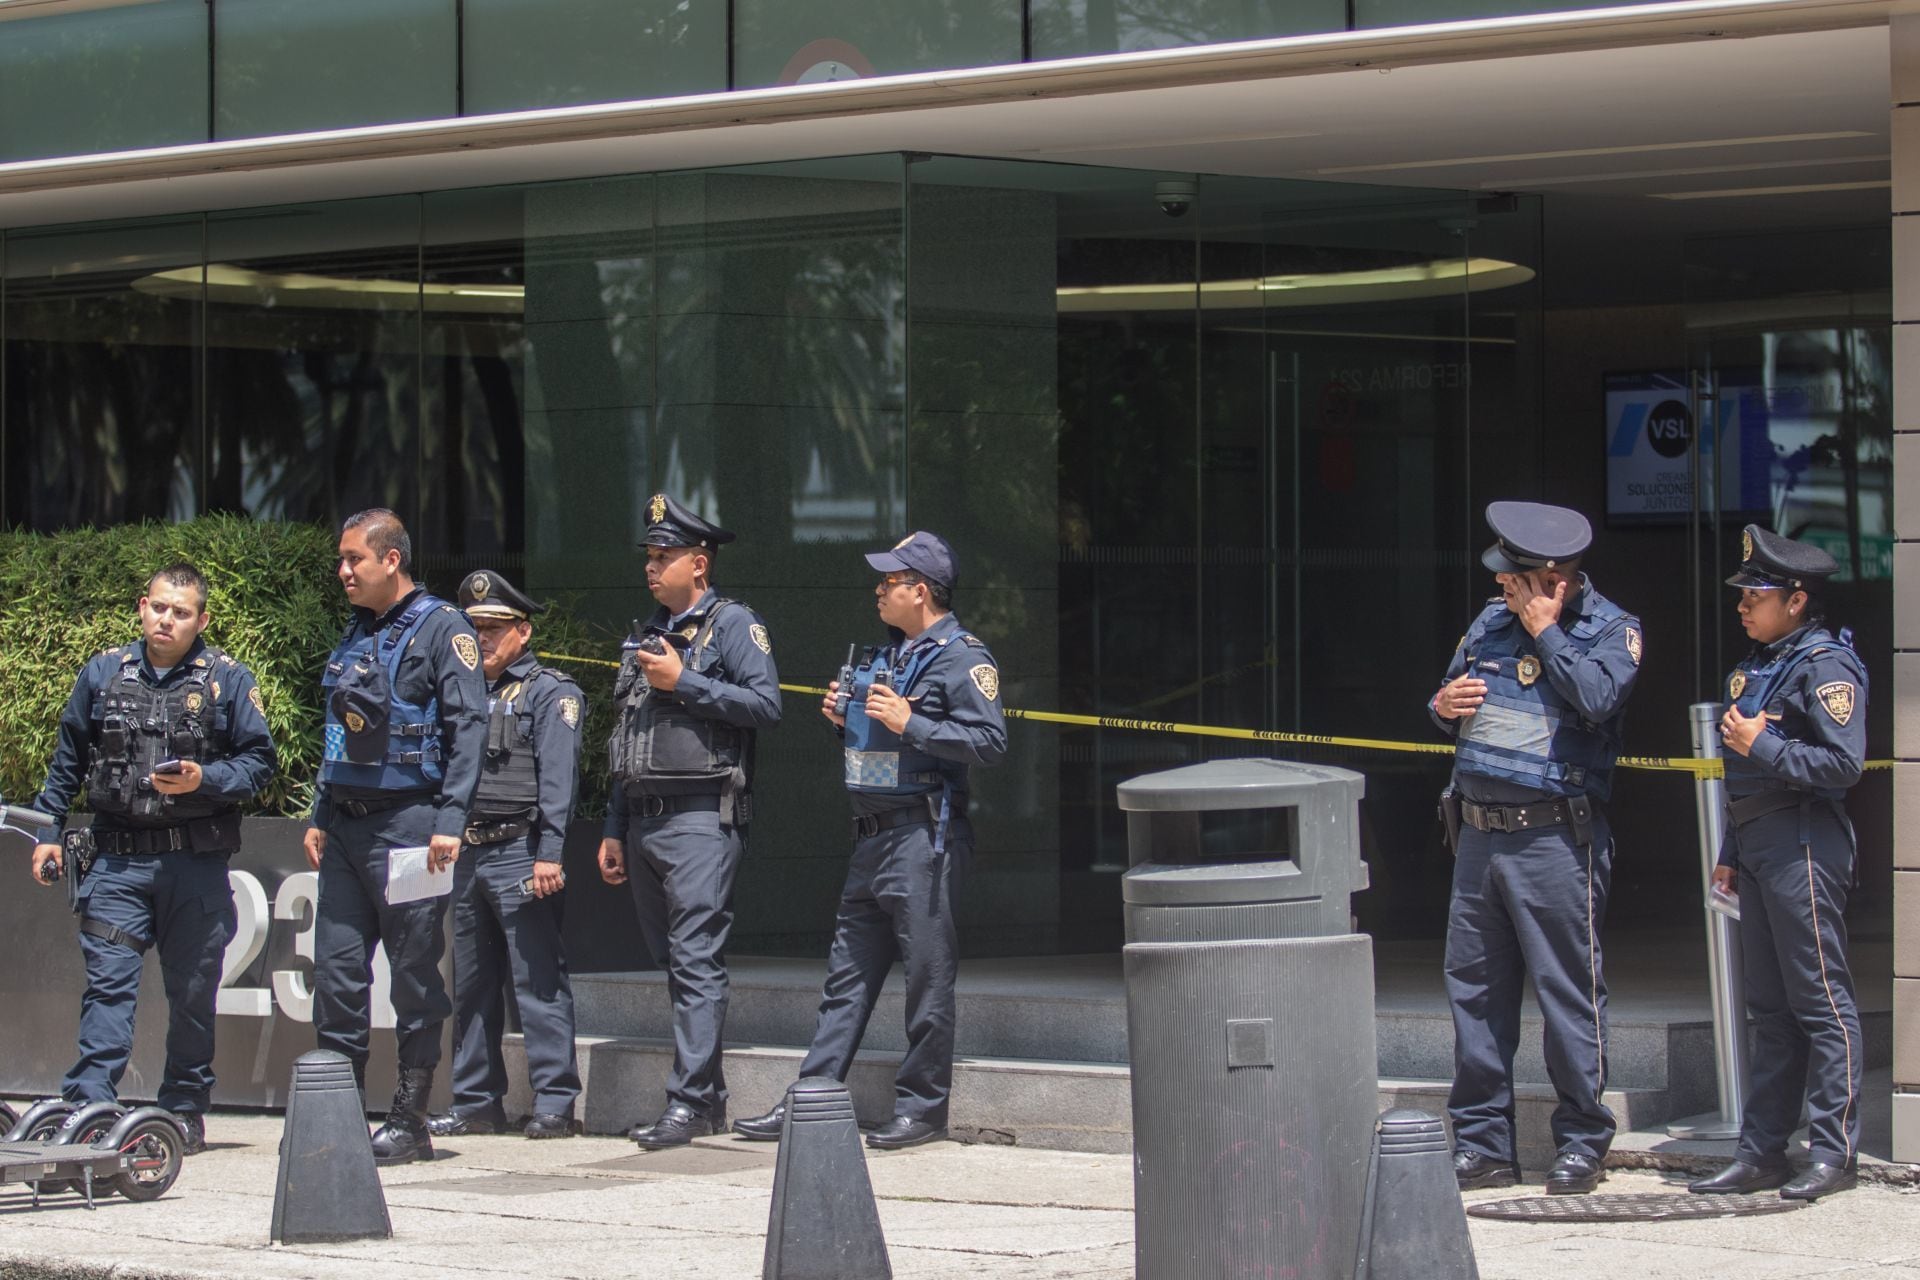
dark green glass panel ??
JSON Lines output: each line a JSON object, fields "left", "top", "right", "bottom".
{"left": 463, "top": 0, "right": 725, "bottom": 114}
{"left": 733, "top": 0, "right": 1019, "bottom": 89}
{"left": 0, "top": 0, "right": 208, "bottom": 163}
{"left": 214, "top": 0, "right": 456, "bottom": 140}
{"left": 1031, "top": 0, "right": 1342, "bottom": 59}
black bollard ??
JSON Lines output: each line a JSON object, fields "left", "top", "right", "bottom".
{"left": 270, "top": 1050, "right": 392, "bottom": 1244}
{"left": 1354, "top": 1109, "right": 1479, "bottom": 1280}
{"left": 762, "top": 1077, "right": 891, "bottom": 1280}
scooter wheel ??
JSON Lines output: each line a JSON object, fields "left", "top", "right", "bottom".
{"left": 112, "top": 1116, "right": 183, "bottom": 1202}
{"left": 44, "top": 1102, "right": 126, "bottom": 1196}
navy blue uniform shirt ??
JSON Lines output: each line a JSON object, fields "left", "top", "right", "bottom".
{"left": 844, "top": 613, "right": 1008, "bottom": 817}
{"left": 495, "top": 651, "right": 586, "bottom": 860}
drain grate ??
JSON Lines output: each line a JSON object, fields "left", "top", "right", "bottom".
{"left": 1468, "top": 1192, "right": 1806, "bottom": 1223}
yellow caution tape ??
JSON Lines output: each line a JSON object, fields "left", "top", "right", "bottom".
{"left": 538, "top": 653, "right": 1891, "bottom": 778}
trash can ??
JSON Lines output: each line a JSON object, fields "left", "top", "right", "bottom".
{"left": 1120, "top": 759, "right": 1377, "bottom": 1280}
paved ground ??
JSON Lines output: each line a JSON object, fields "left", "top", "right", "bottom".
{"left": 1, "top": 1114, "right": 1917, "bottom": 1279}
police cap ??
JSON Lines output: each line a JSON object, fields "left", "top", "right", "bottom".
{"left": 1726, "top": 524, "right": 1838, "bottom": 591}
{"left": 642, "top": 493, "right": 735, "bottom": 551}
{"left": 865, "top": 530, "right": 957, "bottom": 589}
{"left": 1481, "top": 501, "right": 1593, "bottom": 574}
{"left": 459, "top": 570, "right": 544, "bottom": 622}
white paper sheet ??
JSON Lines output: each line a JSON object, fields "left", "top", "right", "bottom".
{"left": 385, "top": 845, "right": 454, "bottom": 906}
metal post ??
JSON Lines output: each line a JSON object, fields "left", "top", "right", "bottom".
{"left": 1666, "top": 701, "right": 1749, "bottom": 1140}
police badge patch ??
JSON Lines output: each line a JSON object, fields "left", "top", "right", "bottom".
{"left": 185, "top": 692, "right": 204, "bottom": 713}
{"left": 650, "top": 493, "right": 667, "bottom": 524}
{"left": 969, "top": 664, "right": 1000, "bottom": 701}
{"left": 471, "top": 573, "right": 491, "bottom": 601}
{"left": 1743, "top": 529, "right": 1754, "bottom": 562}
{"left": 453, "top": 634, "right": 480, "bottom": 671}
{"left": 249, "top": 687, "right": 265, "bottom": 716}
{"left": 559, "top": 697, "right": 581, "bottom": 729}
{"left": 1625, "top": 627, "right": 1643, "bottom": 665}
{"left": 750, "top": 624, "right": 771, "bottom": 655}
{"left": 1516, "top": 655, "right": 1541, "bottom": 687}
{"left": 1729, "top": 671, "right": 1747, "bottom": 700}
{"left": 345, "top": 711, "right": 366, "bottom": 734}
{"left": 1816, "top": 681, "right": 1856, "bottom": 726}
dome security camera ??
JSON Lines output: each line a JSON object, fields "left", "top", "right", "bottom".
{"left": 1155, "top": 180, "right": 1197, "bottom": 218}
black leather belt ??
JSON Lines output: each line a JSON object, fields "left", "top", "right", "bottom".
{"left": 464, "top": 817, "right": 532, "bottom": 846}
{"left": 337, "top": 794, "right": 430, "bottom": 818}
{"left": 80, "top": 916, "right": 151, "bottom": 954}
{"left": 853, "top": 802, "right": 937, "bottom": 840}
{"left": 1460, "top": 798, "right": 1574, "bottom": 835}
{"left": 1728, "top": 790, "right": 1807, "bottom": 827}
{"left": 92, "top": 815, "right": 239, "bottom": 856}
{"left": 629, "top": 794, "right": 721, "bottom": 819}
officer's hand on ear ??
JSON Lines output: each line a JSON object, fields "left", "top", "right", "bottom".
{"left": 429, "top": 833, "right": 461, "bottom": 873}
{"left": 150, "top": 760, "right": 203, "bottom": 795}
{"left": 303, "top": 826, "right": 327, "bottom": 870}
{"left": 1434, "top": 674, "right": 1487, "bottom": 720}
{"left": 1518, "top": 573, "right": 1568, "bottom": 637}
{"left": 865, "top": 683, "right": 913, "bottom": 734}
{"left": 635, "top": 642, "right": 683, "bottom": 692}
{"left": 597, "top": 837, "right": 628, "bottom": 885}
{"left": 1720, "top": 705, "right": 1768, "bottom": 757}
{"left": 821, "top": 681, "right": 846, "bottom": 728}
{"left": 31, "top": 842, "right": 62, "bottom": 885}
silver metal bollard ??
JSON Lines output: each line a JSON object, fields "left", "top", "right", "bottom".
{"left": 1665, "top": 701, "right": 1749, "bottom": 1140}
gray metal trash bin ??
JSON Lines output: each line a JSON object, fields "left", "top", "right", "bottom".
{"left": 1120, "top": 759, "right": 1377, "bottom": 1280}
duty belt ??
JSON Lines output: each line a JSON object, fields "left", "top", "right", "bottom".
{"left": 336, "top": 793, "right": 431, "bottom": 818}
{"left": 464, "top": 817, "right": 532, "bottom": 846}
{"left": 629, "top": 794, "right": 722, "bottom": 819}
{"left": 852, "top": 798, "right": 941, "bottom": 840}
{"left": 1727, "top": 789, "right": 1808, "bottom": 828}
{"left": 1460, "top": 797, "right": 1582, "bottom": 835}
{"left": 91, "top": 814, "right": 240, "bottom": 856}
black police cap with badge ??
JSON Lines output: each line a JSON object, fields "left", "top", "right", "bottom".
{"left": 458, "top": 570, "right": 545, "bottom": 622}
{"left": 1726, "top": 524, "right": 1839, "bottom": 592}
{"left": 1480, "top": 501, "right": 1592, "bottom": 575}
{"left": 642, "top": 493, "right": 736, "bottom": 551}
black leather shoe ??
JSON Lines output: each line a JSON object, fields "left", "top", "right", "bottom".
{"left": 865, "top": 1116, "right": 947, "bottom": 1150}
{"left": 732, "top": 1103, "right": 786, "bottom": 1142}
{"left": 1453, "top": 1150, "right": 1520, "bottom": 1190}
{"left": 371, "top": 1067, "right": 436, "bottom": 1165}
{"left": 427, "top": 1108, "right": 508, "bottom": 1138}
{"left": 1781, "top": 1161, "right": 1857, "bottom": 1201}
{"left": 1545, "top": 1151, "right": 1605, "bottom": 1195}
{"left": 1688, "top": 1159, "right": 1792, "bottom": 1195}
{"left": 171, "top": 1112, "right": 206, "bottom": 1157}
{"left": 524, "top": 1112, "right": 575, "bottom": 1139}
{"left": 630, "top": 1102, "right": 721, "bottom": 1149}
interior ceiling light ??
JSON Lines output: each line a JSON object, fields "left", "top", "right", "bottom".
{"left": 1313, "top": 132, "right": 1876, "bottom": 176}
{"left": 131, "top": 263, "right": 525, "bottom": 312}
{"left": 1057, "top": 257, "right": 1534, "bottom": 313}
{"left": 1650, "top": 179, "right": 1891, "bottom": 200}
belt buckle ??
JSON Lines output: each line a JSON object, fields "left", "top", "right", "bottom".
{"left": 464, "top": 825, "right": 486, "bottom": 845}
{"left": 639, "top": 795, "right": 666, "bottom": 818}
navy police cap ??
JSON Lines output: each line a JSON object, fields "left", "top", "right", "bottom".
{"left": 642, "top": 493, "right": 735, "bottom": 551}
{"left": 865, "top": 530, "right": 957, "bottom": 589}
{"left": 459, "top": 570, "right": 544, "bottom": 622}
{"left": 1726, "top": 524, "right": 1837, "bottom": 591}
{"left": 1481, "top": 501, "right": 1593, "bottom": 574}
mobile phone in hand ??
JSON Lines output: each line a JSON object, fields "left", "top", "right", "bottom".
{"left": 153, "top": 759, "right": 185, "bottom": 775}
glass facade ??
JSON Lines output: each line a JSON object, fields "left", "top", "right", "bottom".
{"left": 0, "top": 153, "right": 1894, "bottom": 957}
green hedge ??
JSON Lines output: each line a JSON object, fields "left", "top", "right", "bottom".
{"left": 0, "top": 516, "right": 619, "bottom": 820}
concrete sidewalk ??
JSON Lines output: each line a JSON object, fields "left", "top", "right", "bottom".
{"left": 1, "top": 1114, "right": 1917, "bottom": 1279}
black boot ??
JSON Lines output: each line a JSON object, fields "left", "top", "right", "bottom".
{"left": 370, "top": 1068, "right": 435, "bottom": 1166}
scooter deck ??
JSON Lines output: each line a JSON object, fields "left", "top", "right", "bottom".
{"left": 0, "top": 1141, "right": 125, "bottom": 1184}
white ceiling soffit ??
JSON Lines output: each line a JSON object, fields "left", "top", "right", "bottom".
{"left": 0, "top": 0, "right": 1903, "bottom": 228}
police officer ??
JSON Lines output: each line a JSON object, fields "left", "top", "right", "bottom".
{"left": 27, "top": 562, "right": 278, "bottom": 1155}
{"left": 302, "top": 509, "right": 487, "bottom": 1165}
{"left": 1431, "top": 502, "right": 1642, "bottom": 1195}
{"left": 1689, "top": 527, "right": 1866, "bottom": 1202}
{"left": 734, "top": 531, "right": 1006, "bottom": 1150}
{"left": 597, "top": 493, "right": 780, "bottom": 1149}
{"left": 427, "top": 572, "right": 585, "bottom": 1140}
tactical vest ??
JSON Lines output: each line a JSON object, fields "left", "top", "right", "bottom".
{"left": 1453, "top": 599, "right": 1629, "bottom": 801}
{"left": 842, "top": 636, "right": 963, "bottom": 797}
{"left": 471, "top": 667, "right": 553, "bottom": 817}
{"left": 87, "top": 647, "right": 235, "bottom": 823}
{"left": 1722, "top": 628, "right": 1863, "bottom": 802}
{"left": 320, "top": 594, "right": 447, "bottom": 792}
{"left": 608, "top": 600, "right": 746, "bottom": 788}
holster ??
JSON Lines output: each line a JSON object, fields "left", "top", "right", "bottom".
{"left": 1567, "top": 794, "right": 1596, "bottom": 848}
{"left": 1437, "top": 787, "right": 1461, "bottom": 855}
{"left": 62, "top": 828, "right": 96, "bottom": 914}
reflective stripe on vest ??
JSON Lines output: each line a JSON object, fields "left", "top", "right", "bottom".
{"left": 843, "top": 638, "right": 950, "bottom": 796}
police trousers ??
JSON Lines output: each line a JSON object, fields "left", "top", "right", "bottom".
{"left": 449, "top": 835, "right": 580, "bottom": 1117}
{"left": 64, "top": 850, "right": 236, "bottom": 1113}
{"left": 627, "top": 807, "right": 743, "bottom": 1115}
{"left": 313, "top": 801, "right": 453, "bottom": 1083}
{"left": 1445, "top": 816, "right": 1615, "bottom": 1163}
{"left": 798, "top": 818, "right": 968, "bottom": 1125}
{"left": 1727, "top": 802, "right": 1862, "bottom": 1167}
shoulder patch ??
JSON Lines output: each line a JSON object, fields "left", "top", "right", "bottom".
{"left": 1816, "top": 681, "right": 1856, "bottom": 727}
{"left": 960, "top": 634, "right": 988, "bottom": 648}
{"left": 969, "top": 664, "right": 1000, "bottom": 701}
{"left": 1625, "top": 626, "right": 1643, "bottom": 665}
{"left": 452, "top": 633, "right": 480, "bottom": 671}
{"left": 249, "top": 686, "right": 265, "bottom": 716}
{"left": 749, "top": 624, "right": 772, "bottom": 655}
{"left": 559, "top": 696, "right": 582, "bottom": 730}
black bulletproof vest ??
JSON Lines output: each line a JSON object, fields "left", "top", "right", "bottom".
{"left": 88, "top": 648, "right": 234, "bottom": 824}
{"left": 608, "top": 600, "right": 745, "bottom": 788}
{"left": 472, "top": 668, "right": 547, "bottom": 817}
